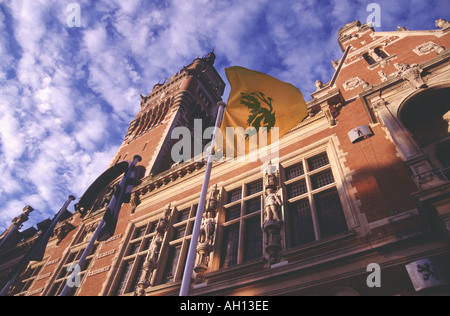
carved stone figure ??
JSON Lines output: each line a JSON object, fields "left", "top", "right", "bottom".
{"left": 194, "top": 185, "right": 221, "bottom": 284}
{"left": 130, "top": 190, "right": 141, "bottom": 214}
{"left": 156, "top": 204, "right": 172, "bottom": 234}
{"left": 262, "top": 167, "right": 284, "bottom": 265}
{"left": 378, "top": 70, "right": 388, "bottom": 82}
{"left": 147, "top": 234, "right": 163, "bottom": 267}
{"left": 443, "top": 111, "right": 450, "bottom": 133}
{"left": 199, "top": 214, "right": 216, "bottom": 245}
{"left": 55, "top": 222, "right": 75, "bottom": 245}
{"left": 436, "top": 18, "right": 450, "bottom": 30}
{"left": 264, "top": 188, "right": 282, "bottom": 222}
{"left": 395, "top": 63, "right": 427, "bottom": 89}
{"left": 12, "top": 205, "right": 34, "bottom": 227}
{"left": 206, "top": 184, "right": 220, "bottom": 214}
{"left": 135, "top": 205, "right": 173, "bottom": 296}
{"left": 315, "top": 80, "right": 323, "bottom": 90}
{"left": 100, "top": 185, "right": 115, "bottom": 209}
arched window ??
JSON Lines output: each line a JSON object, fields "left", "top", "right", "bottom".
{"left": 374, "top": 47, "right": 389, "bottom": 59}
{"left": 363, "top": 53, "right": 376, "bottom": 65}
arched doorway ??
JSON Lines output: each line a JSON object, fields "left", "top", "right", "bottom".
{"left": 398, "top": 86, "right": 450, "bottom": 178}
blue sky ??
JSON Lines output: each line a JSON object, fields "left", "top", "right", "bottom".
{"left": 0, "top": 0, "right": 449, "bottom": 232}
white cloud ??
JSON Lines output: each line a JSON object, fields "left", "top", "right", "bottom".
{"left": 0, "top": 102, "right": 25, "bottom": 166}
{"left": 75, "top": 106, "right": 108, "bottom": 151}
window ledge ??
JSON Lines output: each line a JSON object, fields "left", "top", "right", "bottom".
{"left": 205, "top": 257, "right": 266, "bottom": 283}
{"left": 367, "top": 54, "right": 398, "bottom": 69}
{"left": 282, "top": 229, "right": 357, "bottom": 261}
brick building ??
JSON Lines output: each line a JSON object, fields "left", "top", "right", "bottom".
{"left": 1, "top": 19, "right": 450, "bottom": 296}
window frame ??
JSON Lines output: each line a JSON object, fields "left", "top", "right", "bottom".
{"left": 159, "top": 204, "right": 197, "bottom": 285}
{"left": 47, "top": 242, "right": 99, "bottom": 296}
{"left": 111, "top": 220, "right": 158, "bottom": 296}
{"left": 11, "top": 262, "right": 44, "bottom": 296}
{"left": 220, "top": 179, "right": 264, "bottom": 268}
{"left": 282, "top": 146, "right": 352, "bottom": 248}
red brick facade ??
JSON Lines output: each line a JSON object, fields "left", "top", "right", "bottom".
{"left": 1, "top": 20, "right": 450, "bottom": 296}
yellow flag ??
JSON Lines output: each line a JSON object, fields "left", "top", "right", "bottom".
{"left": 219, "top": 66, "right": 308, "bottom": 158}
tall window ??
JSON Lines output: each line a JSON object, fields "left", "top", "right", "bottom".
{"left": 285, "top": 152, "right": 347, "bottom": 247}
{"left": 220, "top": 180, "right": 264, "bottom": 268}
{"left": 48, "top": 243, "right": 98, "bottom": 296}
{"left": 10, "top": 263, "right": 43, "bottom": 296}
{"left": 112, "top": 221, "right": 157, "bottom": 295}
{"left": 161, "top": 204, "right": 197, "bottom": 284}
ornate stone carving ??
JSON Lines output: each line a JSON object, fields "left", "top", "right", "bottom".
{"left": 443, "top": 111, "right": 450, "bottom": 133}
{"left": 135, "top": 205, "right": 173, "bottom": 296}
{"left": 321, "top": 102, "right": 342, "bottom": 126}
{"left": 262, "top": 165, "right": 283, "bottom": 265}
{"left": 54, "top": 222, "right": 75, "bottom": 245}
{"left": 12, "top": 205, "right": 34, "bottom": 227}
{"left": 0, "top": 206, "right": 34, "bottom": 249}
{"left": 343, "top": 77, "right": 361, "bottom": 91}
{"left": 315, "top": 80, "right": 323, "bottom": 91}
{"left": 82, "top": 223, "right": 98, "bottom": 243}
{"left": 413, "top": 41, "right": 445, "bottom": 56}
{"left": 194, "top": 184, "right": 220, "bottom": 284}
{"left": 378, "top": 70, "right": 388, "bottom": 82}
{"left": 394, "top": 63, "right": 427, "bottom": 89}
{"left": 361, "top": 79, "right": 371, "bottom": 91}
{"left": 396, "top": 26, "right": 409, "bottom": 31}
{"left": 100, "top": 185, "right": 115, "bottom": 209}
{"left": 436, "top": 18, "right": 450, "bottom": 30}
{"left": 130, "top": 190, "right": 142, "bottom": 214}
{"left": 264, "top": 188, "right": 282, "bottom": 222}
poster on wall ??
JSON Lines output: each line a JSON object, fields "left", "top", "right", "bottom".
{"left": 348, "top": 125, "right": 374, "bottom": 143}
{"left": 405, "top": 258, "right": 449, "bottom": 292}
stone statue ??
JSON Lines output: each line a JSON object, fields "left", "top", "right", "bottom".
{"left": 262, "top": 165, "right": 285, "bottom": 265}
{"left": 100, "top": 185, "right": 115, "bottom": 208}
{"left": 206, "top": 184, "right": 220, "bottom": 214}
{"left": 199, "top": 212, "right": 216, "bottom": 245}
{"left": 147, "top": 234, "right": 163, "bottom": 266}
{"left": 443, "top": 111, "right": 450, "bottom": 133}
{"left": 264, "top": 188, "right": 282, "bottom": 222}
{"left": 315, "top": 80, "right": 323, "bottom": 90}
{"left": 194, "top": 184, "right": 221, "bottom": 284}
{"left": 436, "top": 19, "right": 450, "bottom": 30}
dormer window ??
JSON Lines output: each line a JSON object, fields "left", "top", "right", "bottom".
{"left": 374, "top": 47, "right": 389, "bottom": 59}
{"left": 362, "top": 47, "right": 395, "bottom": 68}
{"left": 363, "top": 53, "right": 376, "bottom": 65}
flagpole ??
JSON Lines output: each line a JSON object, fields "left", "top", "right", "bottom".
{"left": 0, "top": 195, "right": 75, "bottom": 296}
{"left": 179, "top": 101, "right": 226, "bottom": 296}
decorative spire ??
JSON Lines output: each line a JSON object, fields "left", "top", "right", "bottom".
{"left": 204, "top": 49, "right": 216, "bottom": 65}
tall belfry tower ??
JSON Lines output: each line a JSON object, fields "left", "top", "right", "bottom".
{"left": 111, "top": 51, "right": 225, "bottom": 176}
